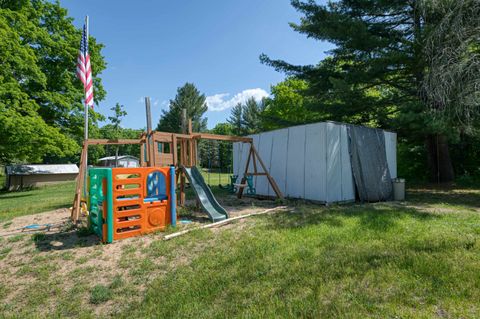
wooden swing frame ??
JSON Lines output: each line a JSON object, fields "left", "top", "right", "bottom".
{"left": 71, "top": 120, "right": 283, "bottom": 223}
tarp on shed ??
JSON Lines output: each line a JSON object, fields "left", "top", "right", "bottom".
{"left": 347, "top": 125, "right": 393, "bottom": 201}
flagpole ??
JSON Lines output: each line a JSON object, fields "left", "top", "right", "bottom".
{"left": 83, "top": 15, "right": 89, "bottom": 198}
{"left": 84, "top": 15, "right": 89, "bottom": 142}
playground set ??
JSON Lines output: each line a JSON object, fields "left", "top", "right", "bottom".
{"left": 71, "top": 102, "right": 283, "bottom": 243}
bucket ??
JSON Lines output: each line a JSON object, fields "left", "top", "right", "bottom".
{"left": 392, "top": 178, "right": 405, "bottom": 201}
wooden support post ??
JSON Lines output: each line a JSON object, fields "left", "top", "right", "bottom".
{"left": 188, "top": 120, "right": 200, "bottom": 208}
{"left": 178, "top": 117, "right": 193, "bottom": 206}
{"left": 149, "top": 133, "right": 156, "bottom": 167}
{"left": 180, "top": 175, "right": 185, "bottom": 206}
{"left": 140, "top": 143, "right": 145, "bottom": 167}
{"left": 250, "top": 143, "right": 283, "bottom": 199}
{"left": 193, "top": 140, "right": 198, "bottom": 166}
{"left": 252, "top": 146, "right": 258, "bottom": 174}
{"left": 179, "top": 137, "right": 186, "bottom": 206}
{"left": 172, "top": 134, "right": 177, "bottom": 166}
{"left": 237, "top": 144, "right": 254, "bottom": 199}
{"left": 145, "top": 97, "right": 154, "bottom": 167}
{"left": 188, "top": 120, "right": 193, "bottom": 166}
{"left": 189, "top": 139, "right": 194, "bottom": 167}
{"left": 236, "top": 142, "right": 283, "bottom": 199}
{"left": 71, "top": 142, "right": 88, "bottom": 223}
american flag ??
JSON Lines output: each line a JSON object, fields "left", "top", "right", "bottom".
{"left": 77, "top": 23, "right": 94, "bottom": 109}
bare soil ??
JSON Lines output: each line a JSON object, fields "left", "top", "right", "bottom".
{"left": 0, "top": 200, "right": 279, "bottom": 318}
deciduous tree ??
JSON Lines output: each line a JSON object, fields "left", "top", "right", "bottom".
{"left": 0, "top": 0, "right": 107, "bottom": 164}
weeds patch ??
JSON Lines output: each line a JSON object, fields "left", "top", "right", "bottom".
{"left": 90, "top": 284, "right": 112, "bottom": 304}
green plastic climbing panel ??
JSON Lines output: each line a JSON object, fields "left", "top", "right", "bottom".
{"left": 89, "top": 168, "right": 113, "bottom": 243}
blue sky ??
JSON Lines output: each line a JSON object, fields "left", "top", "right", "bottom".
{"left": 62, "top": 0, "right": 333, "bottom": 129}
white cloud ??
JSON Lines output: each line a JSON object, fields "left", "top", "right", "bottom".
{"left": 138, "top": 97, "right": 168, "bottom": 108}
{"left": 206, "top": 88, "right": 269, "bottom": 112}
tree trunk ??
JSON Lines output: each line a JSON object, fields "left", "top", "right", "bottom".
{"left": 425, "top": 134, "right": 455, "bottom": 183}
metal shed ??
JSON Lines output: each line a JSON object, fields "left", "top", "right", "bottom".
{"left": 233, "top": 121, "right": 397, "bottom": 203}
{"left": 5, "top": 164, "right": 79, "bottom": 190}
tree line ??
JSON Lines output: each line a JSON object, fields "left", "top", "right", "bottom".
{"left": 1, "top": 0, "right": 479, "bottom": 182}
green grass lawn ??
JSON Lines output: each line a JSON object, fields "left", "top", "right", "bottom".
{"left": 122, "top": 197, "right": 480, "bottom": 318}
{"left": 1, "top": 185, "right": 479, "bottom": 318}
{"left": 199, "top": 169, "right": 232, "bottom": 186}
{"left": 0, "top": 181, "right": 75, "bottom": 222}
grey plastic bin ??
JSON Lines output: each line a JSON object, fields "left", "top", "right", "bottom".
{"left": 392, "top": 178, "right": 405, "bottom": 201}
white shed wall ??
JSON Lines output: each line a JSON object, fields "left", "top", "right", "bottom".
{"left": 233, "top": 122, "right": 397, "bottom": 203}
{"left": 304, "top": 123, "right": 327, "bottom": 201}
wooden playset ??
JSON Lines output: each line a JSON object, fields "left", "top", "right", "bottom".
{"left": 71, "top": 102, "right": 283, "bottom": 243}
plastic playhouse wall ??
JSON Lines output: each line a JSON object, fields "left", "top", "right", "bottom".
{"left": 233, "top": 121, "right": 397, "bottom": 203}
{"left": 89, "top": 166, "right": 176, "bottom": 243}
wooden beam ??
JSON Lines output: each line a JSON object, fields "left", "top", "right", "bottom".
{"left": 155, "top": 132, "right": 193, "bottom": 140}
{"left": 152, "top": 132, "right": 175, "bottom": 143}
{"left": 152, "top": 131, "right": 251, "bottom": 142}
{"left": 192, "top": 133, "right": 252, "bottom": 143}
{"left": 86, "top": 139, "right": 144, "bottom": 145}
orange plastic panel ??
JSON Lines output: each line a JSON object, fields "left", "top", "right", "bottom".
{"left": 108, "top": 167, "right": 173, "bottom": 241}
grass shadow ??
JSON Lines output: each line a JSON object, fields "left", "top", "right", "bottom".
{"left": 0, "top": 193, "right": 34, "bottom": 200}
{"left": 406, "top": 185, "right": 480, "bottom": 209}
{"left": 33, "top": 228, "right": 99, "bottom": 252}
{"left": 266, "top": 203, "right": 439, "bottom": 232}
{"left": 177, "top": 206, "right": 211, "bottom": 223}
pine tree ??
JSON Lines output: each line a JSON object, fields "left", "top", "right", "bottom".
{"left": 157, "top": 83, "right": 208, "bottom": 133}
{"left": 242, "top": 98, "right": 262, "bottom": 135}
{"left": 227, "top": 103, "right": 243, "bottom": 134}
{"left": 260, "top": 0, "right": 473, "bottom": 182}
